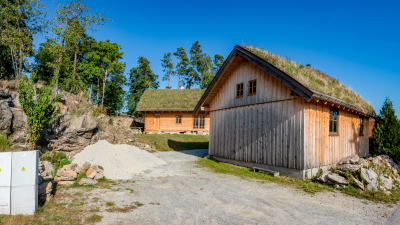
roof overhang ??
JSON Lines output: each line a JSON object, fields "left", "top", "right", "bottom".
{"left": 194, "top": 45, "right": 313, "bottom": 114}
{"left": 194, "top": 45, "right": 376, "bottom": 118}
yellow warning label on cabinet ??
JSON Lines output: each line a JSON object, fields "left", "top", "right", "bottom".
{"left": 22, "top": 167, "right": 25, "bottom": 171}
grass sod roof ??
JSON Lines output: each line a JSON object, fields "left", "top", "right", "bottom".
{"left": 136, "top": 89, "right": 205, "bottom": 111}
{"left": 244, "top": 45, "right": 375, "bottom": 113}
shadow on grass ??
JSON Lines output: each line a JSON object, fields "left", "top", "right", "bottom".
{"left": 167, "top": 139, "right": 208, "bottom": 151}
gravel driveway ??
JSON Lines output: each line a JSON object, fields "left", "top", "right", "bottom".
{"left": 64, "top": 150, "right": 397, "bottom": 224}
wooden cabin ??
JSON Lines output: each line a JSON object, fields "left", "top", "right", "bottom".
{"left": 136, "top": 89, "right": 210, "bottom": 134}
{"left": 194, "top": 45, "right": 376, "bottom": 179}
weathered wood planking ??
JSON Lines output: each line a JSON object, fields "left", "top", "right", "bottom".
{"left": 304, "top": 100, "right": 369, "bottom": 168}
{"left": 208, "top": 59, "right": 369, "bottom": 171}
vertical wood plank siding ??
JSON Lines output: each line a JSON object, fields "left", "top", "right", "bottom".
{"left": 208, "top": 61, "right": 370, "bottom": 170}
{"left": 304, "top": 101, "right": 369, "bottom": 169}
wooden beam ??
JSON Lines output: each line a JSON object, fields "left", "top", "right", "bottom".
{"left": 324, "top": 101, "right": 328, "bottom": 105}
{"left": 201, "top": 107, "right": 210, "bottom": 111}
{"left": 316, "top": 99, "right": 319, "bottom": 103}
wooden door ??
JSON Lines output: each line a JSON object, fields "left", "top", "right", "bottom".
{"left": 154, "top": 116, "right": 160, "bottom": 130}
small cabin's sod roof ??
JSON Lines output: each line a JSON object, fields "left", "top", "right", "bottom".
{"left": 194, "top": 45, "right": 376, "bottom": 117}
{"left": 136, "top": 89, "right": 205, "bottom": 111}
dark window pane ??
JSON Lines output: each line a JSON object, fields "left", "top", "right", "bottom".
{"left": 334, "top": 111, "right": 337, "bottom": 120}
{"left": 249, "top": 82, "right": 252, "bottom": 88}
{"left": 329, "top": 121, "right": 332, "bottom": 132}
{"left": 240, "top": 89, "right": 243, "bottom": 96}
{"left": 330, "top": 111, "right": 333, "bottom": 120}
{"left": 237, "top": 85, "right": 240, "bottom": 91}
{"left": 241, "top": 84, "right": 243, "bottom": 89}
{"left": 253, "top": 80, "right": 257, "bottom": 87}
{"left": 253, "top": 87, "right": 256, "bottom": 93}
{"left": 237, "top": 90, "right": 239, "bottom": 97}
{"left": 334, "top": 121, "right": 337, "bottom": 133}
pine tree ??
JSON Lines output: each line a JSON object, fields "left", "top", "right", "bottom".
{"left": 371, "top": 97, "right": 400, "bottom": 163}
{"left": 187, "top": 41, "right": 202, "bottom": 89}
{"left": 126, "top": 56, "right": 159, "bottom": 116}
{"left": 213, "top": 54, "right": 225, "bottom": 74}
{"left": 173, "top": 47, "right": 189, "bottom": 89}
{"left": 161, "top": 53, "right": 175, "bottom": 89}
{"left": 104, "top": 64, "right": 126, "bottom": 115}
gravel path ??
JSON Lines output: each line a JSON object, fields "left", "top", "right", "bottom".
{"left": 64, "top": 150, "right": 397, "bottom": 224}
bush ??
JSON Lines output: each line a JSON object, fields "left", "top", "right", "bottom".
{"left": 41, "top": 152, "right": 71, "bottom": 169}
{"left": 370, "top": 97, "right": 400, "bottom": 164}
{"left": 0, "top": 133, "right": 11, "bottom": 152}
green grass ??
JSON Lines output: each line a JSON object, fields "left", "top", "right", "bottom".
{"left": 136, "top": 134, "right": 209, "bottom": 151}
{"left": 244, "top": 45, "right": 374, "bottom": 113}
{"left": 0, "top": 133, "right": 11, "bottom": 152}
{"left": 198, "top": 158, "right": 400, "bottom": 202}
{"left": 136, "top": 89, "right": 205, "bottom": 110}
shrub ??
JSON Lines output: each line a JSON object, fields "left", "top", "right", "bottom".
{"left": 0, "top": 133, "right": 11, "bottom": 152}
{"left": 370, "top": 97, "right": 400, "bottom": 164}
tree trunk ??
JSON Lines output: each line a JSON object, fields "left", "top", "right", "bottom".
{"left": 73, "top": 42, "right": 78, "bottom": 79}
{"left": 97, "top": 78, "right": 100, "bottom": 104}
{"left": 168, "top": 71, "right": 170, "bottom": 88}
{"left": 101, "top": 68, "right": 108, "bottom": 108}
{"left": 89, "top": 83, "right": 92, "bottom": 103}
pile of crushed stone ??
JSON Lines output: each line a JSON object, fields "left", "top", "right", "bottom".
{"left": 71, "top": 140, "right": 166, "bottom": 179}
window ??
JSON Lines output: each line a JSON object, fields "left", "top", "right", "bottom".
{"left": 359, "top": 116, "right": 363, "bottom": 136}
{"left": 176, "top": 116, "right": 182, "bottom": 124}
{"left": 193, "top": 116, "right": 205, "bottom": 129}
{"left": 329, "top": 107, "right": 339, "bottom": 134}
{"left": 248, "top": 79, "right": 257, "bottom": 95}
{"left": 236, "top": 83, "right": 243, "bottom": 98}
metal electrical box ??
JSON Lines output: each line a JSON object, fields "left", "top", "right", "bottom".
{"left": 0, "top": 151, "right": 38, "bottom": 215}
{"left": 11, "top": 151, "right": 38, "bottom": 215}
{"left": 0, "top": 152, "right": 12, "bottom": 215}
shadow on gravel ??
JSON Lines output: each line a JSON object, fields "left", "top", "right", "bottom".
{"left": 176, "top": 149, "right": 209, "bottom": 158}
{"left": 167, "top": 139, "right": 208, "bottom": 151}
{"left": 386, "top": 205, "right": 400, "bottom": 225}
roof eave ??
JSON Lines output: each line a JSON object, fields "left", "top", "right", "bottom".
{"left": 311, "top": 90, "right": 377, "bottom": 118}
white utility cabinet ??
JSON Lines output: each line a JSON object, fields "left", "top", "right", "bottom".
{"left": 0, "top": 152, "right": 12, "bottom": 215}
{"left": 11, "top": 151, "right": 38, "bottom": 215}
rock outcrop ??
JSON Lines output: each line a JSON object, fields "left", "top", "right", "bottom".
{"left": 317, "top": 154, "right": 400, "bottom": 194}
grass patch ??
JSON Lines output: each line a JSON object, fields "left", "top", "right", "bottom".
{"left": 0, "top": 200, "right": 97, "bottom": 224}
{"left": 85, "top": 214, "right": 102, "bottom": 224}
{"left": 136, "top": 89, "right": 205, "bottom": 110}
{"left": 0, "top": 133, "right": 11, "bottom": 152}
{"left": 134, "top": 201, "right": 144, "bottom": 207}
{"left": 198, "top": 158, "right": 400, "bottom": 202}
{"left": 106, "top": 201, "right": 115, "bottom": 207}
{"left": 106, "top": 205, "right": 137, "bottom": 213}
{"left": 136, "top": 134, "right": 209, "bottom": 151}
{"left": 244, "top": 45, "right": 374, "bottom": 113}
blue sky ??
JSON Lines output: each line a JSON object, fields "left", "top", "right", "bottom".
{"left": 34, "top": 0, "right": 400, "bottom": 117}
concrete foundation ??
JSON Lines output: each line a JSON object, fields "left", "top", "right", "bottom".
{"left": 211, "top": 156, "right": 333, "bottom": 180}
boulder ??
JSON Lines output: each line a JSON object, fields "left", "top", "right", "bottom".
{"left": 83, "top": 161, "right": 91, "bottom": 170}
{"left": 51, "top": 115, "right": 99, "bottom": 154}
{"left": 361, "top": 168, "right": 378, "bottom": 185}
{"left": 0, "top": 102, "right": 13, "bottom": 134}
{"left": 94, "top": 171, "right": 104, "bottom": 180}
{"left": 367, "top": 180, "right": 378, "bottom": 191}
{"left": 74, "top": 166, "right": 82, "bottom": 173}
{"left": 56, "top": 169, "right": 77, "bottom": 181}
{"left": 353, "top": 177, "right": 364, "bottom": 190}
{"left": 62, "top": 164, "right": 77, "bottom": 171}
{"left": 337, "top": 164, "right": 361, "bottom": 173}
{"left": 334, "top": 170, "right": 346, "bottom": 176}
{"left": 39, "top": 161, "right": 54, "bottom": 181}
{"left": 338, "top": 154, "right": 359, "bottom": 165}
{"left": 92, "top": 164, "right": 104, "bottom": 172}
{"left": 380, "top": 175, "right": 393, "bottom": 191}
{"left": 38, "top": 181, "right": 52, "bottom": 195}
{"left": 58, "top": 181, "right": 75, "bottom": 186}
{"left": 327, "top": 173, "right": 348, "bottom": 184}
{"left": 86, "top": 167, "right": 97, "bottom": 179}
{"left": 78, "top": 178, "right": 98, "bottom": 185}
{"left": 317, "top": 171, "right": 332, "bottom": 183}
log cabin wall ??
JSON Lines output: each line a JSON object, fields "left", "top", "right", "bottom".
{"left": 304, "top": 101, "right": 369, "bottom": 169}
{"left": 144, "top": 112, "right": 210, "bottom": 133}
{"left": 209, "top": 61, "right": 306, "bottom": 170}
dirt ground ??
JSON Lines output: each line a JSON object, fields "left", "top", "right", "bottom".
{"left": 55, "top": 150, "right": 398, "bottom": 225}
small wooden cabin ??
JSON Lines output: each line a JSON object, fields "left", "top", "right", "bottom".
{"left": 194, "top": 45, "right": 376, "bottom": 179}
{"left": 136, "top": 89, "right": 210, "bottom": 134}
